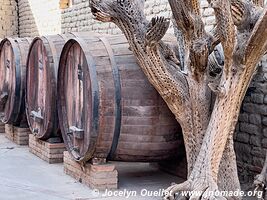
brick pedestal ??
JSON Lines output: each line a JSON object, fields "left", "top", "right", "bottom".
{"left": 29, "top": 134, "right": 66, "bottom": 164}
{"left": 64, "top": 151, "right": 118, "bottom": 190}
{"left": 5, "top": 124, "right": 30, "bottom": 145}
{"left": 0, "top": 122, "right": 5, "bottom": 133}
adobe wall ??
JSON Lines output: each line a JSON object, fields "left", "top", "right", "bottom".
{"left": 0, "top": 0, "right": 18, "bottom": 38}
{"left": 18, "top": 0, "right": 61, "bottom": 37}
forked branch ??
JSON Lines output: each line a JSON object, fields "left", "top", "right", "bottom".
{"left": 168, "top": 0, "right": 212, "bottom": 80}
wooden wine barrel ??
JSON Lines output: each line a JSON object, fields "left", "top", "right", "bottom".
{"left": 58, "top": 33, "right": 183, "bottom": 162}
{"left": 0, "top": 38, "right": 32, "bottom": 126}
{"left": 26, "top": 34, "right": 75, "bottom": 140}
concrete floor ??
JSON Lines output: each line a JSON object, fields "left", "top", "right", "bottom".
{"left": 0, "top": 134, "right": 183, "bottom": 200}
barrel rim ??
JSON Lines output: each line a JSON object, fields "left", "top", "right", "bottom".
{"left": 57, "top": 37, "right": 100, "bottom": 162}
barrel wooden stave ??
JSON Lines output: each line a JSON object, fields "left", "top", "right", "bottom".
{"left": 58, "top": 33, "right": 183, "bottom": 162}
{"left": 26, "top": 34, "right": 75, "bottom": 140}
{"left": 0, "top": 38, "right": 32, "bottom": 126}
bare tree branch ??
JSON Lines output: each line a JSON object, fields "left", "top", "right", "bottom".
{"left": 168, "top": 0, "right": 195, "bottom": 37}
{"left": 231, "top": 0, "right": 252, "bottom": 27}
{"left": 169, "top": 0, "right": 211, "bottom": 80}
{"left": 204, "top": 0, "right": 261, "bottom": 53}
{"left": 185, "top": 0, "right": 201, "bottom": 15}
{"left": 252, "top": 0, "right": 265, "bottom": 7}
{"left": 231, "top": 0, "right": 264, "bottom": 32}
{"left": 145, "top": 17, "right": 170, "bottom": 48}
{"left": 245, "top": 8, "right": 267, "bottom": 66}
{"left": 208, "top": 0, "right": 237, "bottom": 81}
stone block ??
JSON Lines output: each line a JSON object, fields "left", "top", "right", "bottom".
{"left": 254, "top": 82, "right": 267, "bottom": 94}
{"left": 252, "top": 157, "right": 264, "bottom": 168}
{"left": 239, "top": 113, "right": 249, "bottom": 123}
{"left": 249, "top": 114, "right": 262, "bottom": 125}
{"left": 263, "top": 117, "right": 267, "bottom": 126}
{"left": 235, "top": 142, "right": 252, "bottom": 163}
{"left": 203, "top": 8, "right": 214, "bottom": 17}
{"left": 239, "top": 122, "right": 261, "bottom": 135}
{"left": 236, "top": 132, "right": 250, "bottom": 143}
{"left": 251, "top": 147, "right": 266, "bottom": 158}
{"left": 264, "top": 95, "right": 267, "bottom": 104}
{"left": 263, "top": 128, "right": 267, "bottom": 137}
{"left": 262, "top": 138, "right": 267, "bottom": 148}
{"left": 243, "top": 103, "right": 267, "bottom": 115}
{"left": 250, "top": 136, "right": 261, "bottom": 147}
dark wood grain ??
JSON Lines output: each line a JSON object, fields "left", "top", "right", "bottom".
{"left": 58, "top": 33, "right": 183, "bottom": 162}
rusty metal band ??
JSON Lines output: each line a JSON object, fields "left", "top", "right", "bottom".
{"left": 69, "top": 32, "right": 101, "bottom": 38}
{"left": 68, "top": 32, "right": 80, "bottom": 38}
{"left": 99, "top": 36, "right": 122, "bottom": 160}
{"left": 58, "top": 34, "right": 68, "bottom": 42}
{"left": 24, "top": 37, "right": 32, "bottom": 45}
{"left": 15, "top": 38, "right": 31, "bottom": 125}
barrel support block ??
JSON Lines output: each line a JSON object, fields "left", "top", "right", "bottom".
{"left": 0, "top": 122, "right": 5, "bottom": 134}
{"left": 64, "top": 151, "right": 118, "bottom": 190}
{"left": 29, "top": 134, "right": 66, "bottom": 164}
{"left": 5, "top": 124, "right": 30, "bottom": 145}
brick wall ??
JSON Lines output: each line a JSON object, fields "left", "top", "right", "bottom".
{"left": 0, "top": 0, "right": 18, "bottom": 38}
{"left": 235, "top": 55, "right": 267, "bottom": 184}
{"left": 61, "top": 0, "right": 215, "bottom": 34}
{"left": 18, "top": 0, "right": 61, "bottom": 37}
{"left": 61, "top": 0, "right": 119, "bottom": 34}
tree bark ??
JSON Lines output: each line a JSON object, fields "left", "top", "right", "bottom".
{"left": 164, "top": 6, "right": 267, "bottom": 199}
{"left": 218, "top": 135, "right": 240, "bottom": 192}
{"left": 89, "top": 0, "right": 267, "bottom": 199}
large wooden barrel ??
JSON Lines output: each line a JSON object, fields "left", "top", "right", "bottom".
{"left": 26, "top": 34, "right": 74, "bottom": 140}
{"left": 0, "top": 38, "right": 32, "bottom": 126}
{"left": 58, "top": 33, "right": 183, "bottom": 162}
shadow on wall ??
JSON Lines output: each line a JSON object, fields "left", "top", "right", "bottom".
{"left": 18, "top": 0, "right": 61, "bottom": 37}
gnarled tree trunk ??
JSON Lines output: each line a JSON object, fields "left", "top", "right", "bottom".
{"left": 89, "top": 0, "right": 267, "bottom": 199}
